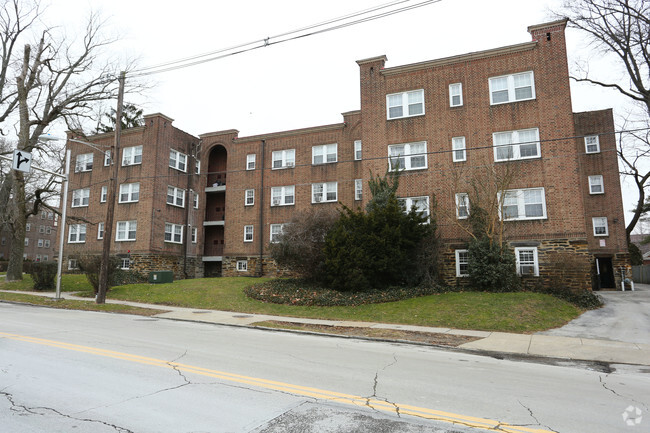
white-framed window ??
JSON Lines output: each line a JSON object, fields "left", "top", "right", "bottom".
{"left": 35, "top": 255, "right": 41, "bottom": 262}
{"left": 589, "top": 175, "right": 604, "bottom": 194}
{"left": 44, "top": 240, "right": 50, "bottom": 248}
{"left": 104, "top": 150, "right": 111, "bottom": 167}
{"left": 354, "top": 140, "right": 362, "bottom": 160}
{"left": 245, "top": 189, "right": 255, "bottom": 206}
{"left": 47, "top": 212, "right": 53, "bottom": 220}
{"left": 116, "top": 220, "right": 137, "bottom": 241}
{"left": 493, "top": 128, "right": 540, "bottom": 162}
{"left": 515, "top": 247, "right": 539, "bottom": 276}
{"left": 388, "top": 141, "right": 427, "bottom": 171}
{"left": 399, "top": 196, "right": 430, "bottom": 220}
{"left": 501, "top": 188, "right": 547, "bottom": 221}
{"left": 456, "top": 193, "right": 470, "bottom": 219}
{"left": 237, "top": 260, "right": 248, "bottom": 272}
{"left": 191, "top": 227, "right": 198, "bottom": 243}
{"left": 26, "top": 223, "right": 31, "bottom": 232}
{"left": 120, "top": 258, "right": 130, "bottom": 270}
{"left": 270, "top": 223, "right": 285, "bottom": 243}
{"left": 271, "top": 186, "right": 295, "bottom": 206}
{"left": 312, "top": 143, "right": 337, "bottom": 165}
{"left": 387, "top": 89, "right": 424, "bottom": 119}
{"left": 24, "top": 238, "right": 29, "bottom": 246}
{"left": 489, "top": 71, "right": 535, "bottom": 105}
{"left": 39, "top": 225, "right": 45, "bottom": 233}
{"left": 41, "top": 211, "right": 47, "bottom": 219}
{"left": 68, "top": 224, "right": 86, "bottom": 243}
{"left": 449, "top": 83, "right": 463, "bottom": 107}
{"left": 246, "top": 154, "right": 256, "bottom": 170}
{"left": 452, "top": 136, "right": 466, "bottom": 162}
{"left": 38, "top": 239, "right": 44, "bottom": 247}
{"left": 593, "top": 217, "right": 609, "bottom": 236}
{"left": 46, "top": 226, "right": 52, "bottom": 234}
{"left": 100, "top": 186, "right": 107, "bottom": 203}
{"left": 355, "top": 179, "right": 363, "bottom": 201}
{"left": 272, "top": 149, "right": 295, "bottom": 169}
{"left": 97, "top": 222, "right": 104, "bottom": 240}
{"left": 43, "top": 255, "right": 48, "bottom": 261}
{"left": 244, "top": 225, "right": 254, "bottom": 242}
{"left": 167, "top": 186, "right": 185, "bottom": 207}
{"left": 119, "top": 182, "right": 140, "bottom": 203}
{"left": 455, "top": 249, "right": 469, "bottom": 277}
{"left": 75, "top": 153, "right": 93, "bottom": 172}
{"left": 585, "top": 135, "right": 600, "bottom": 154}
{"left": 164, "top": 223, "right": 183, "bottom": 243}
{"left": 71, "top": 188, "right": 90, "bottom": 207}
{"left": 195, "top": 160, "right": 201, "bottom": 175}
{"left": 122, "top": 145, "right": 143, "bottom": 166}
{"left": 192, "top": 190, "right": 199, "bottom": 209}
{"left": 312, "top": 182, "right": 338, "bottom": 203}
{"left": 68, "top": 259, "right": 79, "bottom": 270}
{"left": 169, "top": 149, "right": 187, "bottom": 172}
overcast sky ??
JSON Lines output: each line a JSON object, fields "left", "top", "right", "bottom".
{"left": 42, "top": 0, "right": 638, "bottom": 222}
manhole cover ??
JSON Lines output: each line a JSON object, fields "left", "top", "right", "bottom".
{"left": 232, "top": 314, "right": 253, "bottom": 318}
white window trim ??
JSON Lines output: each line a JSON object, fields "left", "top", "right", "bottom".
{"left": 44, "top": 240, "right": 50, "bottom": 248}
{"left": 246, "top": 154, "right": 256, "bottom": 170}
{"left": 515, "top": 247, "right": 539, "bottom": 276}
{"left": 122, "top": 145, "right": 143, "bottom": 166}
{"left": 399, "top": 196, "right": 430, "bottom": 221}
{"left": 449, "top": 83, "right": 463, "bottom": 107}
{"left": 71, "top": 188, "right": 90, "bottom": 208}
{"left": 75, "top": 153, "right": 93, "bottom": 172}
{"left": 120, "top": 258, "right": 130, "bottom": 270}
{"left": 588, "top": 175, "right": 604, "bottom": 195}
{"left": 100, "top": 186, "right": 107, "bottom": 203}
{"left": 270, "top": 186, "right": 295, "bottom": 207}
{"left": 388, "top": 141, "right": 428, "bottom": 171}
{"left": 244, "top": 225, "right": 254, "bottom": 242}
{"left": 455, "top": 249, "right": 469, "bottom": 277}
{"left": 118, "top": 182, "right": 140, "bottom": 203}
{"left": 169, "top": 149, "right": 187, "bottom": 172}
{"left": 312, "top": 143, "right": 338, "bottom": 165}
{"left": 68, "top": 224, "right": 87, "bottom": 244}
{"left": 97, "top": 222, "right": 104, "bottom": 240}
{"left": 167, "top": 186, "right": 186, "bottom": 208}
{"left": 452, "top": 136, "right": 466, "bottom": 162}
{"left": 355, "top": 179, "right": 363, "bottom": 201}
{"left": 312, "top": 182, "right": 338, "bottom": 204}
{"left": 386, "top": 89, "right": 425, "bottom": 119}
{"left": 489, "top": 71, "right": 536, "bottom": 105}
{"left": 585, "top": 135, "right": 601, "bottom": 154}
{"left": 245, "top": 189, "right": 255, "bottom": 206}
{"left": 270, "top": 223, "right": 285, "bottom": 243}
{"left": 500, "top": 187, "right": 547, "bottom": 221}
{"left": 115, "top": 220, "right": 137, "bottom": 242}
{"left": 493, "top": 128, "right": 541, "bottom": 162}
{"left": 68, "top": 259, "right": 79, "bottom": 270}
{"left": 455, "top": 193, "right": 470, "bottom": 219}
{"left": 271, "top": 149, "right": 295, "bottom": 170}
{"left": 104, "top": 150, "right": 111, "bottom": 167}
{"left": 354, "top": 140, "right": 362, "bottom": 161}
{"left": 194, "top": 160, "right": 201, "bottom": 175}
{"left": 164, "top": 222, "right": 183, "bottom": 244}
{"left": 191, "top": 227, "right": 198, "bottom": 244}
{"left": 592, "top": 217, "right": 609, "bottom": 236}
{"left": 237, "top": 260, "right": 248, "bottom": 272}
{"left": 192, "top": 190, "right": 199, "bottom": 209}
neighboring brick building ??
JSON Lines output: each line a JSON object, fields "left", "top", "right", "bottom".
{"left": 63, "top": 19, "right": 629, "bottom": 289}
{"left": 0, "top": 208, "right": 59, "bottom": 263}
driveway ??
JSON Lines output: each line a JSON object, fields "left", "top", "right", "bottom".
{"left": 538, "top": 283, "right": 650, "bottom": 345}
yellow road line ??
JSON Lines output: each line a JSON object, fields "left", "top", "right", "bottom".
{"left": 1, "top": 331, "right": 554, "bottom": 433}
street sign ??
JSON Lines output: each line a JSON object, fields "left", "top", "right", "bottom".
{"left": 12, "top": 149, "right": 32, "bottom": 173}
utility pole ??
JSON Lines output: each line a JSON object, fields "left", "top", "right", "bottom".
{"left": 96, "top": 71, "right": 125, "bottom": 304}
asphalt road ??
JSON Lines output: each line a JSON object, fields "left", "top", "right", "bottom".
{"left": 1, "top": 302, "right": 648, "bottom": 433}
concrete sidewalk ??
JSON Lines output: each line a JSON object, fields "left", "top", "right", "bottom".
{"left": 3, "top": 289, "right": 649, "bottom": 367}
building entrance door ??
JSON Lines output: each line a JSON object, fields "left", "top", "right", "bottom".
{"left": 596, "top": 257, "right": 615, "bottom": 289}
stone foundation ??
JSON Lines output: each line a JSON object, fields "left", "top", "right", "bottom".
{"left": 64, "top": 253, "right": 201, "bottom": 280}
{"left": 222, "top": 255, "right": 296, "bottom": 278}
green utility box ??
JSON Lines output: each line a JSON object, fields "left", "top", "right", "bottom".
{"left": 149, "top": 271, "right": 174, "bottom": 284}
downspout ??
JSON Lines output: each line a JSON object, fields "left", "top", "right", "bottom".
{"left": 258, "top": 139, "right": 265, "bottom": 276}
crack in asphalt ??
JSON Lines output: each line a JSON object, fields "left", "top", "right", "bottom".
{"left": 364, "top": 355, "right": 401, "bottom": 417}
{"left": 518, "top": 400, "right": 560, "bottom": 433}
{"left": 599, "top": 374, "right": 649, "bottom": 412}
{"left": 1, "top": 390, "right": 134, "bottom": 433}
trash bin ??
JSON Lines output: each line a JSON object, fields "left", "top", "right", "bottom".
{"left": 149, "top": 271, "right": 174, "bottom": 284}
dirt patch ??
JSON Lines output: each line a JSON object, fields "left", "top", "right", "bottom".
{"left": 253, "top": 320, "right": 481, "bottom": 347}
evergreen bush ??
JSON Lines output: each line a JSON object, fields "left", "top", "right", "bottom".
{"left": 29, "top": 261, "right": 58, "bottom": 291}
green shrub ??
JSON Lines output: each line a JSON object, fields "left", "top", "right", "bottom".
{"left": 467, "top": 237, "right": 519, "bottom": 292}
{"left": 77, "top": 255, "right": 121, "bottom": 295}
{"left": 629, "top": 242, "right": 643, "bottom": 266}
{"left": 111, "top": 269, "right": 148, "bottom": 286}
{"left": 28, "top": 261, "right": 58, "bottom": 291}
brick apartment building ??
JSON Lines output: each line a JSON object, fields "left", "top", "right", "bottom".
{"left": 63, "top": 19, "right": 629, "bottom": 290}
{"left": 0, "top": 208, "right": 58, "bottom": 263}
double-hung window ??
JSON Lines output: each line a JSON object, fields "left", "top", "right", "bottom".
{"left": 501, "top": 188, "right": 547, "bottom": 220}
{"left": 355, "top": 179, "right": 363, "bottom": 201}
{"left": 354, "top": 140, "right": 362, "bottom": 160}
{"left": 449, "top": 83, "right": 463, "bottom": 107}
{"left": 593, "top": 217, "right": 609, "bottom": 236}
{"left": 585, "top": 135, "right": 600, "bottom": 154}
{"left": 515, "top": 247, "right": 539, "bottom": 276}
{"left": 588, "top": 175, "right": 604, "bottom": 194}
{"left": 100, "top": 186, "right": 107, "bottom": 203}
{"left": 489, "top": 71, "right": 535, "bottom": 105}
{"left": 245, "top": 189, "right": 255, "bottom": 206}
{"left": 167, "top": 186, "right": 185, "bottom": 207}
{"left": 312, "top": 143, "right": 337, "bottom": 164}
{"left": 270, "top": 223, "right": 285, "bottom": 243}
{"left": 237, "top": 260, "right": 248, "bottom": 271}
{"left": 246, "top": 154, "right": 256, "bottom": 170}
{"left": 386, "top": 89, "right": 424, "bottom": 119}
{"left": 38, "top": 239, "right": 44, "bottom": 247}
{"left": 399, "top": 196, "right": 429, "bottom": 221}
{"left": 44, "top": 240, "right": 50, "bottom": 248}
{"left": 312, "top": 182, "right": 337, "bottom": 203}
{"left": 104, "top": 150, "right": 111, "bottom": 167}
{"left": 68, "top": 224, "right": 87, "bottom": 243}
{"left": 455, "top": 250, "right": 469, "bottom": 277}
{"left": 75, "top": 153, "right": 93, "bottom": 172}
{"left": 270, "top": 186, "right": 294, "bottom": 206}
{"left": 122, "top": 145, "right": 143, "bottom": 166}
{"left": 116, "top": 220, "right": 137, "bottom": 241}
{"left": 164, "top": 223, "right": 183, "bottom": 243}
{"left": 244, "top": 225, "right": 254, "bottom": 242}
{"left": 169, "top": 149, "right": 187, "bottom": 172}
{"left": 191, "top": 227, "right": 198, "bottom": 243}
{"left": 493, "top": 128, "right": 540, "bottom": 162}
{"left": 119, "top": 182, "right": 140, "bottom": 203}
{"left": 272, "top": 149, "right": 295, "bottom": 169}
{"left": 388, "top": 142, "right": 427, "bottom": 171}
{"left": 97, "top": 222, "right": 104, "bottom": 240}
{"left": 452, "top": 136, "right": 466, "bottom": 162}
{"left": 72, "top": 188, "right": 90, "bottom": 207}
{"left": 193, "top": 191, "right": 199, "bottom": 209}
{"left": 455, "top": 193, "right": 470, "bottom": 219}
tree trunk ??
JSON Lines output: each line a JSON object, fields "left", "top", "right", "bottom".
{"left": 6, "top": 172, "right": 26, "bottom": 281}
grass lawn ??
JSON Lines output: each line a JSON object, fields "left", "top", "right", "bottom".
{"left": 0, "top": 274, "right": 91, "bottom": 292}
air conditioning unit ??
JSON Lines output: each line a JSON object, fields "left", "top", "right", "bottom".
{"left": 272, "top": 198, "right": 281, "bottom": 206}
{"left": 314, "top": 196, "right": 322, "bottom": 203}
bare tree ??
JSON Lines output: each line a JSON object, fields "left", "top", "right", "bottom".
{"left": 1, "top": 1, "right": 137, "bottom": 281}
{"left": 558, "top": 0, "right": 650, "bottom": 240}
